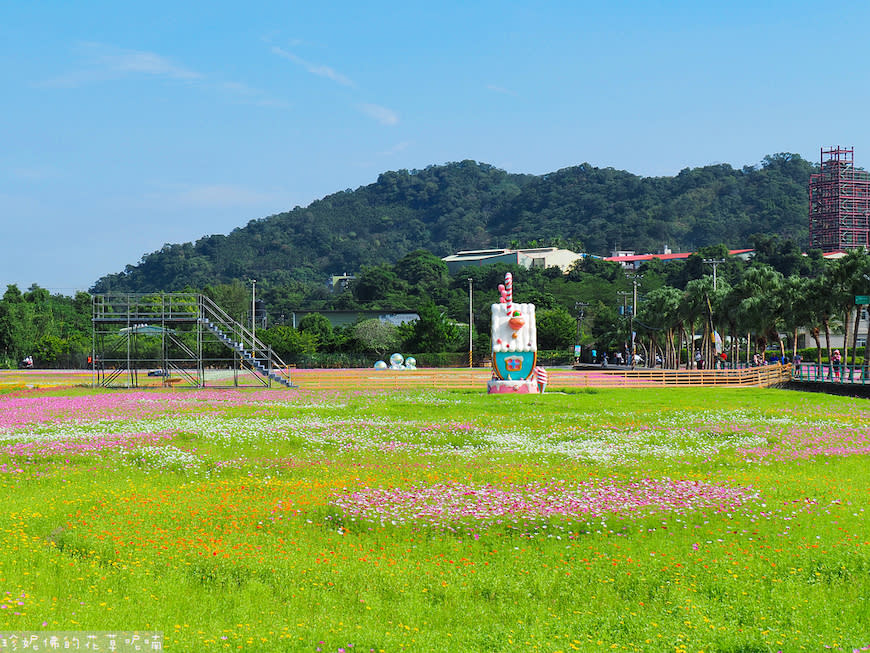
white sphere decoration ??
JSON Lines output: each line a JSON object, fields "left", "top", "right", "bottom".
{"left": 374, "top": 360, "right": 388, "bottom": 370}
{"left": 405, "top": 356, "right": 417, "bottom": 369}
{"left": 389, "top": 352, "right": 404, "bottom": 367}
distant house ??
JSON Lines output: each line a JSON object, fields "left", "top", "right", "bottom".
{"left": 442, "top": 247, "right": 583, "bottom": 274}
{"left": 517, "top": 247, "right": 585, "bottom": 272}
{"left": 442, "top": 249, "right": 534, "bottom": 274}
{"left": 605, "top": 249, "right": 755, "bottom": 270}
{"left": 328, "top": 273, "right": 356, "bottom": 293}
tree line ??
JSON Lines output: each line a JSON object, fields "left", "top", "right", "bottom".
{"left": 3, "top": 238, "right": 868, "bottom": 369}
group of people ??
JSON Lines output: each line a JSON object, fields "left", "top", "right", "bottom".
{"left": 595, "top": 349, "right": 644, "bottom": 368}
{"left": 692, "top": 350, "right": 728, "bottom": 370}
{"left": 21, "top": 355, "right": 33, "bottom": 369}
{"left": 749, "top": 352, "right": 790, "bottom": 367}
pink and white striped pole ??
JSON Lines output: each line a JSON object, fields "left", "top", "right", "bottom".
{"left": 535, "top": 365, "right": 548, "bottom": 393}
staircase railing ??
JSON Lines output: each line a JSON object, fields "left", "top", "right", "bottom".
{"left": 198, "top": 294, "right": 294, "bottom": 387}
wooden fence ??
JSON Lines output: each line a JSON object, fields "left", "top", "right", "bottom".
{"left": 290, "top": 364, "right": 792, "bottom": 392}
{"left": 0, "top": 365, "right": 792, "bottom": 392}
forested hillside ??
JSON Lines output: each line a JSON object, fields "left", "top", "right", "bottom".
{"left": 91, "top": 153, "right": 814, "bottom": 294}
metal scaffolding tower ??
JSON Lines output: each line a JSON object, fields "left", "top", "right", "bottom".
{"left": 809, "top": 146, "right": 870, "bottom": 252}
{"left": 91, "top": 292, "right": 294, "bottom": 389}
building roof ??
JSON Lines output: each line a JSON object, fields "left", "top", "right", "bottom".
{"left": 605, "top": 249, "right": 754, "bottom": 264}
{"left": 442, "top": 249, "right": 517, "bottom": 261}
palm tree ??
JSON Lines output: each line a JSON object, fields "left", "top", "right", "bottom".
{"left": 805, "top": 275, "right": 838, "bottom": 376}
{"left": 708, "top": 279, "right": 732, "bottom": 368}
{"left": 733, "top": 265, "right": 785, "bottom": 358}
{"left": 680, "top": 279, "right": 709, "bottom": 368}
{"left": 721, "top": 280, "right": 750, "bottom": 368}
{"left": 825, "top": 251, "right": 870, "bottom": 375}
{"left": 780, "top": 275, "right": 811, "bottom": 359}
{"left": 637, "top": 286, "right": 681, "bottom": 368}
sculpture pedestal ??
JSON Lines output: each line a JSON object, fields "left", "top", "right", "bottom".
{"left": 487, "top": 379, "right": 538, "bottom": 394}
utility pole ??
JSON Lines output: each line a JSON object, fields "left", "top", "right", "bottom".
{"left": 703, "top": 259, "right": 725, "bottom": 367}
{"left": 863, "top": 275, "right": 870, "bottom": 380}
{"left": 574, "top": 301, "right": 589, "bottom": 365}
{"left": 628, "top": 274, "right": 642, "bottom": 367}
{"left": 468, "top": 277, "right": 473, "bottom": 368}
{"left": 616, "top": 291, "right": 630, "bottom": 314}
{"left": 703, "top": 258, "right": 725, "bottom": 291}
{"left": 250, "top": 279, "right": 257, "bottom": 354}
{"left": 617, "top": 290, "right": 631, "bottom": 363}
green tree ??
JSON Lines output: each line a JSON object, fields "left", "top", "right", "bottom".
{"left": 393, "top": 250, "right": 448, "bottom": 293}
{"left": 637, "top": 286, "right": 682, "bottom": 368}
{"left": 733, "top": 265, "right": 785, "bottom": 356}
{"left": 297, "top": 313, "right": 334, "bottom": 351}
{"left": 352, "top": 319, "right": 400, "bottom": 358}
{"left": 825, "top": 251, "right": 870, "bottom": 369}
{"left": 401, "top": 301, "right": 460, "bottom": 353}
{"left": 536, "top": 307, "right": 575, "bottom": 351}
{"left": 352, "top": 266, "right": 409, "bottom": 305}
{"left": 258, "top": 326, "right": 317, "bottom": 362}
{"left": 203, "top": 282, "right": 251, "bottom": 323}
{"left": 34, "top": 334, "right": 67, "bottom": 367}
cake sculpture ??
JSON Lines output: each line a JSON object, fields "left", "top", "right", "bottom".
{"left": 488, "top": 272, "right": 540, "bottom": 393}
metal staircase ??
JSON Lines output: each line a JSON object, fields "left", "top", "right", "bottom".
{"left": 198, "top": 295, "right": 295, "bottom": 388}
{"left": 92, "top": 292, "right": 296, "bottom": 389}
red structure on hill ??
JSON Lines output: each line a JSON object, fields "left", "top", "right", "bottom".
{"left": 809, "top": 146, "right": 870, "bottom": 252}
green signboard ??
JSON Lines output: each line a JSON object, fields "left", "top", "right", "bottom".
{"left": 856, "top": 295, "right": 870, "bottom": 305}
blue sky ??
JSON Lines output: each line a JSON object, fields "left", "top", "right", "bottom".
{"left": 3, "top": 0, "right": 870, "bottom": 293}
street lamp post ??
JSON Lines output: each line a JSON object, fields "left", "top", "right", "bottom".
{"left": 617, "top": 290, "right": 631, "bottom": 363}
{"left": 250, "top": 279, "right": 257, "bottom": 354}
{"left": 468, "top": 278, "right": 473, "bottom": 368}
{"left": 863, "top": 274, "right": 870, "bottom": 381}
{"left": 628, "top": 274, "right": 642, "bottom": 368}
{"left": 703, "top": 258, "right": 725, "bottom": 291}
{"left": 574, "top": 301, "right": 588, "bottom": 365}
{"left": 703, "top": 259, "right": 725, "bottom": 366}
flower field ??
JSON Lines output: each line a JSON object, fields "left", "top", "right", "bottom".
{"left": 0, "top": 375, "right": 868, "bottom": 651}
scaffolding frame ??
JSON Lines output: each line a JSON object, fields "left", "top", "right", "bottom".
{"left": 91, "top": 292, "right": 294, "bottom": 389}
{"left": 809, "top": 146, "right": 870, "bottom": 252}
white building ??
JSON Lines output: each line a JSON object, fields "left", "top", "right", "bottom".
{"left": 442, "top": 247, "right": 583, "bottom": 274}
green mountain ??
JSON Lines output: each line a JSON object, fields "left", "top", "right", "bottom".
{"left": 91, "top": 153, "right": 814, "bottom": 293}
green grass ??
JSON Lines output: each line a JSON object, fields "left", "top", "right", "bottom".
{"left": 0, "top": 385, "right": 867, "bottom": 651}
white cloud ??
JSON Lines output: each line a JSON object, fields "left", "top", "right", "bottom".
{"left": 38, "top": 42, "right": 287, "bottom": 108}
{"left": 40, "top": 42, "right": 201, "bottom": 87}
{"left": 359, "top": 103, "right": 399, "bottom": 126}
{"left": 96, "top": 45, "right": 201, "bottom": 80}
{"left": 270, "top": 46, "right": 355, "bottom": 88}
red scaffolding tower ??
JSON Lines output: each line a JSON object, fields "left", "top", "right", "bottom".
{"left": 809, "top": 146, "right": 870, "bottom": 252}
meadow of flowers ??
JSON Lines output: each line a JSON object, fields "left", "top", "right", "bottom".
{"left": 0, "top": 377, "right": 867, "bottom": 651}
